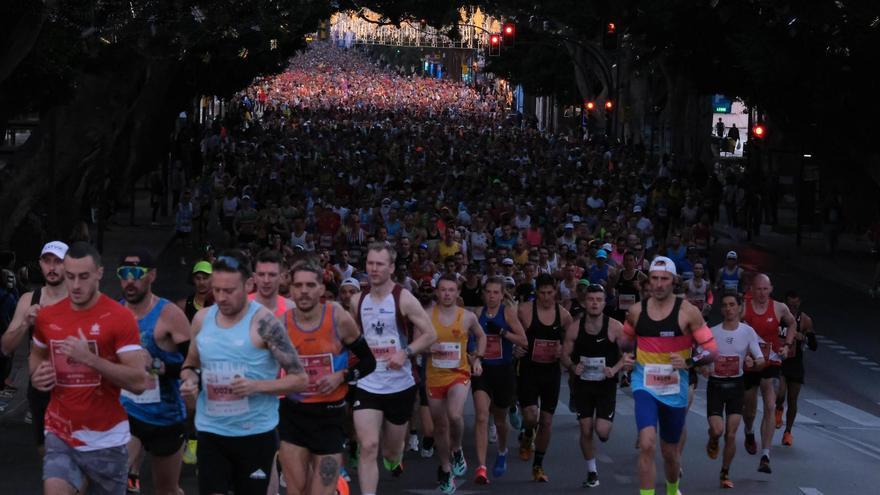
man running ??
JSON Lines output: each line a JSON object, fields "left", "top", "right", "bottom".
{"left": 117, "top": 249, "right": 192, "bottom": 495}
{"left": 775, "top": 290, "right": 817, "bottom": 447}
{"left": 472, "top": 277, "right": 528, "bottom": 484}
{"left": 516, "top": 273, "right": 573, "bottom": 482}
{"left": 249, "top": 250, "right": 296, "bottom": 319}
{"left": 560, "top": 284, "right": 631, "bottom": 488}
{"left": 715, "top": 251, "right": 743, "bottom": 294}
{"left": 741, "top": 273, "right": 795, "bottom": 473}
{"left": 426, "top": 274, "right": 486, "bottom": 493}
{"left": 349, "top": 243, "right": 437, "bottom": 495}
{"left": 704, "top": 292, "right": 764, "bottom": 489}
{"left": 180, "top": 251, "right": 309, "bottom": 495}
{"left": 30, "top": 241, "right": 149, "bottom": 495}
{"left": 620, "top": 256, "right": 717, "bottom": 495}
{"left": 279, "top": 259, "right": 377, "bottom": 495}
{"left": 1, "top": 241, "right": 69, "bottom": 457}
{"left": 176, "top": 261, "right": 213, "bottom": 322}
{"left": 338, "top": 277, "right": 361, "bottom": 311}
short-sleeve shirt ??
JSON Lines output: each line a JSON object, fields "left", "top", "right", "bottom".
{"left": 33, "top": 295, "right": 141, "bottom": 451}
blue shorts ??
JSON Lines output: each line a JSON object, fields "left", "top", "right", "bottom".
{"left": 633, "top": 390, "right": 688, "bottom": 444}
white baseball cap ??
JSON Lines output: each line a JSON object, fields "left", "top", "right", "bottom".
{"left": 602, "top": 242, "right": 613, "bottom": 251}
{"left": 340, "top": 277, "right": 360, "bottom": 289}
{"left": 649, "top": 255, "right": 677, "bottom": 276}
{"left": 726, "top": 250, "right": 738, "bottom": 259}
{"left": 564, "top": 223, "right": 574, "bottom": 229}
{"left": 501, "top": 257, "right": 514, "bottom": 266}
{"left": 41, "top": 241, "right": 69, "bottom": 260}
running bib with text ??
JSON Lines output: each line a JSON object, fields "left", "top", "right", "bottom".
{"left": 531, "top": 339, "right": 559, "bottom": 364}
{"left": 713, "top": 355, "right": 740, "bottom": 377}
{"left": 431, "top": 342, "right": 462, "bottom": 369}
{"left": 579, "top": 356, "right": 606, "bottom": 381}
{"left": 50, "top": 339, "right": 100, "bottom": 387}
{"left": 484, "top": 335, "right": 502, "bottom": 360}
{"left": 618, "top": 294, "right": 636, "bottom": 311}
{"left": 368, "top": 335, "right": 399, "bottom": 372}
{"left": 203, "top": 362, "right": 249, "bottom": 416}
{"left": 302, "top": 354, "right": 334, "bottom": 395}
{"left": 121, "top": 374, "right": 160, "bottom": 404}
{"left": 644, "top": 364, "right": 679, "bottom": 395}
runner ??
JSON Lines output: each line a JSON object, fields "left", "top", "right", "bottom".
{"left": 516, "top": 273, "right": 573, "bottom": 482}
{"left": 703, "top": 292, "right": 764, "bottom": 489}
{"left": 349, "top": 243, "right": 437, "bottom": 495}
{"left": 278, "top": 259, "right": 377, "bottom": 495}
{"left": 472, "top": 276, "right": 528, "bottom": 484}
{"left": 176, "top": 261, "right": 214, "bottom": 322}
{"left": 609, "top": 251, "right": 646, "bottom": 323}
{"left": 426, "top": 274, "right": 486, "bottom": 493}
{"left": 560, "top": 283, "right": 631, "bottom": 488}
{"left": 1, "top": 241, "right": 69, "bottom": 457}
{"left": 774, "top": 290, "right": 817, "bottom": 447}
{"left": 620, "top": 256, "right": 718, "bottom": 495}
{"left": 683, "top": 262, "right": 713, "bottom": 319}
{"left": 116, "top": 249, "right": 191, "bottom": 495}
{"left": 249, "top": 250, "right": 296, "bottom": 319}
{"left": 339, "top": 277, "right": 361, "bottom": 312}
{"left": 30, "top": 241, "right": 149, "bottom": 495}
{"left": 179, "top": 250, "right": 309, "bottom": 495}
{"left": 715, "top": 251, "right": 743, "bottom": 294}
{"left": 741, "top": 273, "right": 796, "bottom": 473}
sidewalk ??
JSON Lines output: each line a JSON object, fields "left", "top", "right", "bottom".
{"left": 0, "top": 186, "right": 184, "bottom": 423}
{"left": 713, "top": 222, "right": 876, "bottom": 295}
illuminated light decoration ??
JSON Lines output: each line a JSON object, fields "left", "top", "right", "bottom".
{"left": 585, "top": 101, "right": 596, "bottom": 111}
{"left": 605, "top": 100, "right": 614, "bottom": 111}
{"left": 752, "top": 123, "right": 766, "bottom": 138}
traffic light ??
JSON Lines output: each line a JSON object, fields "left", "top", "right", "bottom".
{"left": 752, "top": 123, "right": 766, "bottom": 139}
{"left": 603, "top": 21, "right": 618, "bottom": 50}
{"left": 585, "top": 101, "right": 596, "bottom": 111}
{"left": 605, "top": 100, "right": 614, "bottom": 111}
{"left": 502, "top": 23, "right": 516, "bottom": 47}
{"left": 489, "top": 34, "right": 501, "bottom": 56}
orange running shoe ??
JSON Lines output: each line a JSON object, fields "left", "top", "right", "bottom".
{"left": 782, "top": 431, "right": 793, "bottom": 446}
{"left": 474, "top": 465, "right": 489, "bottom": 485}
{"left": 775, "top": 408, "right": 783, "bottom": 429}
{"left": 720, "top": 472, "right": 734, "bottom": 489}
{"left": 706, "top": 437, "right": 720, "bottom": 459}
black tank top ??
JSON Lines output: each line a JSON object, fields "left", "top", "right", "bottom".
{"left": 635, "top": 297, "right": 684, "bottom": 337}
{"left": 572, "top": 315, "right": 619, "bottom": 384}
{"left": 615, "top": 271, "right": 642, "bottom": 300}
{"left": 461, "top": 281, "right": 483, "bottom": 307}
{"left": 524, "top": 302, "right": 564, "bottom": 368}
{"left": 569, "top": 298, "right": 585, "bottom": 320}
{"left": 27, "top": 287, "right": 43, "bottom": 340}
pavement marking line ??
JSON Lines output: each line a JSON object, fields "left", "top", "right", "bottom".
{"left": 807, "top": 425, "right": 880, "bottom": 462}
{"left": 597, "top": 453, "right": 614, "bottom": 464}
{"left": 857, "top": 360, "right": 879, "bottom": 366}
{"left": 688, "top": 395, "right": 707, "bottom": 418}
{"left": 837, "top": 350, "right": 856, "bottom": 355}
{"left": 827, "top": 344, "right": 846, "bottom": 349}
{"left": 799, "top": 488, "right": 824, "bottom": 495}
{"left": 806, "top": 399, "right": 880, "bottom": 427}
{"left": 850, "top": 356, "right": 869, "bottom": 361}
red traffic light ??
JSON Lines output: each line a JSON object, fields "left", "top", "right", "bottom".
{"left": 490, "top": 34, "right": 500, "bottom": 45}
{"left": 606, "top": 22, "right": 616, "bottom": 34}
{"left": 585, "top": 101, "right": 596, "bottom": 111}
{"left": 753, "top": 124, "right": 766, "bottom": 138}
{"left": 504, "top": 24, "right": 515, "bottom": 35}
{"left": 605, "top": 100, "right": 614, "bottom": 110}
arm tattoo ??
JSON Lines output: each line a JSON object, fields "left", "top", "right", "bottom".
{"left": 256, "top": 315, "right": 304, "bottom": 374}
{"left": 319, "top": 456, "right": 339, "bottom": 487}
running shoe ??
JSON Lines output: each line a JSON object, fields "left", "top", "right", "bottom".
{"left": 488, "top": 423, "right": 497, "bottom": 444}
{"left": 126, "top": 474, "right": 140, "bottom": 494}
{"left": 582, "top": 471, "right": 599, "bottom": 488}
{"left": 474, "top": 465, "right": 489, "bottom": 485}
{"left": 758, "top": 455, "right": 771, "bottom": 474}
{"left": 744, "top": 432, "right": 757, "bottom": 455}
{"left": 492, "top": 451, "right": 508, "bottom": 478}
{"left": 775, "top": 408, "right": 784, "bottom": 429}
{"left": 420, "top": 444, "right": 435, "bottom": 458}
{"left": 509, "top": 406, "right": 522, "bottom": 431}
{"left": 782, "top": 431, "right": 793, "bottom": 446}
{"left": 451, "top": 449, "right": 467, "bottom": 477}
{"left": 532, "top": 465, "right": 549, "bottom": 482}
{"left": 408, "top": 433, "right": 420, "bottom": 452}
{"left": 391, "top": 463, "right": 405, "bottom": 478}
{"left": 439, "top": 469, "right": 456, "bottom": 494}
{"left": 518, "top": 436, "right": 534, "bottom": 461}
{"left": 340, "top": 466, "right": 351, "bottom": 483}
{"left": 706, "top": 437, "right": 720, "bottom": 459}
{"left": 183, "top": 439, "right": 198, "bottom": 465}
{"left": 721, "top": 475, "right": 734, "bottom": 489}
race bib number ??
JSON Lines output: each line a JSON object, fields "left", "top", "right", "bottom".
{"left": 579, "top": 356, "right": 606, "bottom": 381}
{"left": 484, "top": 335, "right": 502, "bottom": 360}
{"left": 50, "top": 339, "right": 100, "bottom": 387}
{"left": 618, "top": 294, "right": 636, "bottom": 311}
{"left": 367, "top": 335, "right": 399, "bottom": 372}
{"left": 203, "top": 362, "right": 249, "bottom": 416}
{"left": 121, "top": 374, "right": 161, "bottom": 404}
{"left": 644, "top": 364, "right": 680, "bottom": 395}
{"left": 431, "top": 342, "right": 462, "bottom": 369}
{"left": 531, "top": 339, "right": 559, "bottom": 364}
{"left": 302, "top": 354, "right": 334, "bottom": 396}
{"left": 713, "top": 355, "right": 740, "bottom": 378}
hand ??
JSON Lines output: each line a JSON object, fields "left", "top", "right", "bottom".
{"left": 24, "top": 304, "right": 41, "bottom": 327}
{"left": 574, "top": 363, "right": 585, "bottom": 376}
{"left": 387, "top": 349, "right": 408, "bottom": 370}
{"left": 744, "top": 355, "right": 755, "bottom": 369}
{"left": 31, "top": 361, "right": 56, "bottom": 392}
{"left": 621, "top": 352, "right": 634, "bottom": 371}
{"left": 794, "top": 331, "right": 805, "bottom": 341}
{"left": 669, "top": 353, "right": 686, "bottom": 370}
{"left": 316, "top": 372, "right": 345, "bottom": 395}
{"left": 780, "top": 345, "right": 790, "bottom": 359}
{"left": 230, "top": 376, "right": 259, "bottom": 397}
{"left": 179, "top": 371, "right": 199, "bottom": 398}
{"left": 57, "top": 333, "right": 97, "bottom": 367}
{"left": 513, "top": 345, "right": 526, "bottom": 358}
{"left": 603, "top": 366, "right": 615, "bottom": 378}
{"left": 472, "top": 360, "right": 483, "bottom": 377}
{"left": 699, "top": 365, "right": 710, "bottom": 378}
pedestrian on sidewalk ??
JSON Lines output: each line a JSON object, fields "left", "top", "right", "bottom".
{"left": 821, "top": 194, "right": 843, "bottom": 255}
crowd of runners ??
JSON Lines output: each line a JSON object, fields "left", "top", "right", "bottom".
{"left": 0, "top": 43, "right": 822, "bottom": 495}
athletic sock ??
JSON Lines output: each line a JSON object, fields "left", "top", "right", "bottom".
{"left": 639, "top": 489, "right": 655, "bottom": 495}
{"left": 383, "top": 457, "right": 401, "bottom": 471}
{"left": 498, "top": 447, "right": 508, "bottom": 455}
{"left": 666, "top": 479, "right": 680, "bottom": 495}
{"left": 586, "top": 458, "right": 597, "bottom": 473}
{"left": 761, "top": 448, "right": 770, "bottom": 458}
{"left": 533, "top": 450, "right": 545, "bottom": 467}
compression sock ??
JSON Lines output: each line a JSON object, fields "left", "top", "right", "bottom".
{"left": 640, "top": 489, "right": 655, "bottom": 495}
{"left": 666, "top": 479, "right": 680, "bottom": 495}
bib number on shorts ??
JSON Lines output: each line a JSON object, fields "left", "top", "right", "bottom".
{"left": 203, "top": 362, "right": 249, "bottom": 416}
{"left": 121, "top": 374, "right": 161, "bottom": 404}
{"left": 579, "top": 356, "right": 606, "bottom": 381}
{"left": 531, "top": 339, "right": 559, "bottom": 364}
{"left": 644, "top": 364, "right": 679, "bottom": 395}
{"left": 431, "top": 342, "right": 462, "bottom": 369}
{"left": 618, "top": 294, "right": 636, "bottom": 311}
{"left": 484, "top": 335, "right": 502, "bottom": 360}
{"left": 302, "top": 353, "right": 334, "bottom": 395}
{"left": 713, "top": 355, "right": 740, "bottom": 378}
{"left": 50, "top": 339, "right": 101, "bottom": 387}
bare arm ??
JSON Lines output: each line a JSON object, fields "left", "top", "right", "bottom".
{"left": 1, "top": 292, "right": 35, "bottom": 356}
{"left": 399, "top": 289, "right": 437, "bottom": 354}
{"left": 466, "top": 311, "right": 486, "bottom": 357}
{"left": 250, "top": 311, "right": 307, "bottom": 396}
{"left": 776, "top": 302, "right": 797, "bottom": 346}
{"left": 503, "top": 305, "right": 529, "bottom": 347}
{"left": 560, "top": 317, "right": 580, "bottom": 371}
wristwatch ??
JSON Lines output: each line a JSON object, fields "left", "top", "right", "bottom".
{"left": 404, "top": 345, "right": 415, "bottom": 357}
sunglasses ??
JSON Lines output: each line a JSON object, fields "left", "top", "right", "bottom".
{"left": 586, "top": 284, "right": 605, "bottom": 293}
{"left": 117, "top": 266, "right": 150, "bottom": 281}
{"left": 216, "top": 255, "right": 241, "bottom": 269}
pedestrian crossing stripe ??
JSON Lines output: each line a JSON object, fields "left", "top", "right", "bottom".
{"left": 806, "top": 399, "right": 880, "bottom": 427}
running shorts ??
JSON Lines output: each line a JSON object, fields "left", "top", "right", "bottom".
{"left": 352, "top": 386, "right": 417, "bottom": 425}
{"left": 279, "top": 399, "right": 347, "bottom": 455}
{"left": 517, "top": 365, "right": 561, "bottom": 414}
{"left": 633, "top": 390, "right": 688, "bottom": 444}
{"left": 471, "top": 363, "right": 517, "bottom": 409}
{"left": 706, "top": 377, "right": 745, "bottom": 417}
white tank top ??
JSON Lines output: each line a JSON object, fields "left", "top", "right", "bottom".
{"left": 290, "top": 230, "right": 308, "bottom": 248}
{"left": 685, "top": 278, "right": 709, "bottom": 310}
{"left": 357, "top": 292, "right": 415, "bottom": 394}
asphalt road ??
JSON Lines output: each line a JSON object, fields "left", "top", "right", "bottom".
{"left": 2, "top": 233, "right": 880, "bottom": 495}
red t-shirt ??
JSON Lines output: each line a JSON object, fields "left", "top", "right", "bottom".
{"left": 33, "top": 295, "right": 141, "bottom": 450}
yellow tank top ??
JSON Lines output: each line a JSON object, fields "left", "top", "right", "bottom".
{"left": 437, "top": 241, "right": 461, "bottom": 260}
{"left": 427, "top": 306, "right": 470, "bottom": 386}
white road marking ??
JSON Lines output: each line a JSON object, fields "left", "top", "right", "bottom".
{"left": 597, "top": 453, "right": 614, "bottom": 464}
{"left": 870, "top": 368, "right": 880, "bottom": 372}
{"left": 799, "top": 488, "right": 824, "bottom": 495}
{"left": 806, "top": 399, "right": 880, "bottom": 427}
{"left": 827, "top": 344, "right": 846, "bottom": 349}
{"left": 838, "top": 350, "right": 856, "bottom": 355}
{"left": 850, "top": 356, "right": 869, "bottom": 361}
{"left": 857, "top": 360, "right": 879, "bottom": 366}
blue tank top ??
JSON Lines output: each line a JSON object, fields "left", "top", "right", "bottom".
{"left": 720, "top": 267, "right": 740, "bottom": 291}
{"left": 479, "top": 305, "right": 514, "bottom": 365}
{"left": 196, "top": 301, "right": 280, "bottom": 436}
{"left": 588, "top": 264, "right": 610, "bottom": 284}
{"left": 120, "top": 298, "right": 186, "bottom": 426}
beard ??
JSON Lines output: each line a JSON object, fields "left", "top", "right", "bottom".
{"left": 123, "top": 288, "right": 149, "bottom": 304}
